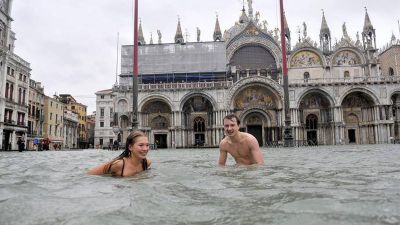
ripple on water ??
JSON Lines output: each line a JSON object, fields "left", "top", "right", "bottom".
{"left": 1, "top": 146, "right": 400, "bottom": 225}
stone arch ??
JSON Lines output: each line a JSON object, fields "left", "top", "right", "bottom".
{"left": 338, "top": 87, "right": 379, "bottom": 106}
{"left": 240, "top": 108, "right": 274, "bottom": 127}
{"left": 226, "top": 34, "right": 282, "bottom": 69}
{"left": 139, "top": 94, "right": 173, "bottom": 112}
{"left": 331, "top": 48, "right": 365, "bottom": 67}
{"left": 289, "top": 49, "right": 325, "bottom": 68}
{"left": 229, "top": 43, "right": 278, "bottom": 80}
{"left": 179, "top": 91, "right": 217, "bottom": 112}
{"left": 297, "top": 88, "right": 335, "bottom": 108}
{"left": 226, "top": 76, "right": 283, "bottom": 109}
{"left": 116, "top": 98, "right": 129, "bottom": 112}
{"left": 119, "top": 115, "right": 129, "bottom": 129}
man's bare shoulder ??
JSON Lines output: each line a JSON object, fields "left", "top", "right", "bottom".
{"left": 219, "top": 137, "right": 230, "bottom": 150}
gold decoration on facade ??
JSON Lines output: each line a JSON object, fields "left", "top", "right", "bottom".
{"left": 290, "top": 50, "right": 322, "bottom": 67}
{"left": 235, "top": 87, "right": 275, "bottom": 109}
{"left": 333, "top": 50, "right": 360, "bottom": 66}
{"left": 245, "top": 26, "right": 259, "bottom": 36}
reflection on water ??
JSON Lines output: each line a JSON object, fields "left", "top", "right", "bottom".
{"left": 1, "top": 145, "right": 400, "bottom": 225}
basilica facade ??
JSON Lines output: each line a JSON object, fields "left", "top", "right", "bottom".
{"left": 95, "top": 4, "right": 400, "bottom": 148}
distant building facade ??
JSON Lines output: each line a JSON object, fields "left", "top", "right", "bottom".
{"left": 63, "top": 109, "right": 78, "bottom": 149}
{"left": 0, "top": 1, "right": 32, "bottom": 150}
{"left": 86, "top": 113, "right": 96, "bottom": 148}
{"left": 58, "top": 94, "right": 88, "bottom": 148}
{"left": 43, "top": 96, "right": 64, "bottom": 149}
{"left": 27, "top": 79, "right": 45, "bottom": 150}
{"left": 97, "top": 4, "right": 400, "bottom": 148}
{"left": 94, "top": 89, "right": 114, "bottom": 148}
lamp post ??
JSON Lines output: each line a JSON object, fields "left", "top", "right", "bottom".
{"left": 132, "top": 0, "right": 139, "bottom": 131}
{"left": 279, "top": 0, "right": 293, "bottom": 147}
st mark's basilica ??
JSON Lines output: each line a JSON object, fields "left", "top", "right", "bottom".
{"left": 95, "top": 1, "right": 400, "bottom": 148}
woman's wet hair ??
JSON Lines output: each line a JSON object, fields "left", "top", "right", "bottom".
{"left": 103, "top": 130, "right": 147, "bottom": 174}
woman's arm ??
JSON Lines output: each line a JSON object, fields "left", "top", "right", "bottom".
{"left": 87, "top": 160, "right": 123, "bottom": 176}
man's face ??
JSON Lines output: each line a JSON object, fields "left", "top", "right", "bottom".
{"left": 223, "top": 118, "right": 240, "bottom": 137}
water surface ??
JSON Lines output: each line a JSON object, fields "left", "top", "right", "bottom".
{"left": 1, "top": 145, "right": 400, "bottom": 225}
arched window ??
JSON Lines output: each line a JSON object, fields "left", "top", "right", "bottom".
{"left": 344, "top": 71, "right": 350, "bottom": 79}
{"left": 193, "top": 117, "right": 205, "bottom": 132}
{"left": 389, "top": 67, "right": 395, "bottom": 76}
{"left": 5, "top": 83, "right": 9, "bottom": 98}
{"left": 304, "top": 72, "right": 310, "bottom": 83}
{"left": 306, "top": 114, "right": 318, "bottom": 130}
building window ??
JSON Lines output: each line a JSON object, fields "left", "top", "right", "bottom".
{"left": 9, "top": 84, "right": 13, "bottom": 100}
{"left": 304, "top": 72, "right": 310, "bottom": 83}
{"left": 51, "top": 101, "right": 53, "bottom": 107}
{"left": 344, "top": 71, "right": 350, "bottom": 79}
{"left": 22, "top": 89, "right": 26, "bottom": 104}
{"left": 110, "top": 108, "right": 113, "bottom": 116}
{"left": 5, "top": 83, "right": 9, "bottom": 98}
{"left": 193, "top": 117, "right": 206, "bottom": 132}
{"left": 18, "top": 88, "right": 22, "bottom": 104}
{"left": 49, "top": 125, "right": 52, "bottom": 135}
{"left": 19, "top": 73, "right": 22, "bottom": 80}
{"left": 100, "top": 121, "right": 104, "bottom": 127}
{"left": 100, "top": 95, "right": 104, "bottom": 99}
{"left": 50, "top": 113, "right": 53, "bottom": 120}
{"left": 389, "top": 67, "right": 395, "bottom": 76}
{"left": 100, "top": 108, "right": 104, "bottom": 117}
{"left": 99, "top": 138, "right": 103, "bottom": 146}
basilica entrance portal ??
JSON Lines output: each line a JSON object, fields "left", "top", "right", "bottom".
{"left": 154, "top": 134, "right": 167, "bottom": 149}
{"left": 247, "top": 125, "right": 262, "bottom": 146}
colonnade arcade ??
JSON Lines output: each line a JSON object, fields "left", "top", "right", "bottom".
{"left": 392, "top": 92, "right": 400, "bottom": 141}
{"left": 291, "top": 88, "right": 395, "bottom": 145}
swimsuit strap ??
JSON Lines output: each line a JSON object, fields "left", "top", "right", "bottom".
{"left": 121, "top": 158, "right": 125, "bottom": 177}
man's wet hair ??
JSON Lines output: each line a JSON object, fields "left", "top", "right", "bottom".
{"left": 223, "top": 114, "right": 240, "bottom": 125}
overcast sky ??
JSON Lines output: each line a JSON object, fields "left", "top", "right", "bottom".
{"left": 11, "top": 0, "right": 400, "bottom": 113}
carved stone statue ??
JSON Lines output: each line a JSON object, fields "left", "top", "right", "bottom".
{"left": 262, "top": 20, "right": 268, "bottom": 30}
{"left": 255, "top": 11, "right": 260, "bottom": 23}
{"left": 342, "top": 22, "right": 349, "bottom": 38}
{"left": 247, "top": 0, "right": 253, "bottom": 17}
{"left": 303, "top": 22, "right": 307, "bottom": 38}
{"left": 157, "top": 30, "right": 162, "bottom": 44}
{"left": 196, "top": 27, "right": 201, "bottom": 42}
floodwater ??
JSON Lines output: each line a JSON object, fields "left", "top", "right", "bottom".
{"left": 0, "top": 145, "right": 400, "bottom": 225}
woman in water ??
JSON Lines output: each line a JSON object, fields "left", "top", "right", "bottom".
{"left": 88, "top": 131, "right": 151, "bottom": 177}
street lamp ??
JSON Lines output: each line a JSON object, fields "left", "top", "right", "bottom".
{"left": 279, "top": 0, "right": 293, "bottom": 147}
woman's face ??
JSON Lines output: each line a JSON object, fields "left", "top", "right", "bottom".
{"left": 129, "top": 136, "right": 149, "bottom": 159}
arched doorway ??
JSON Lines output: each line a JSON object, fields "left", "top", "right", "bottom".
{"left": 142, "top": 100, "right": 172, "bottom": 149}
{"left": 305, "top": 114, "right": 318, "bottom": 145}
{"left": 341, "top": 91, "right": 376, "bottom": 144}
{"left": 243, "top": 112, "right": 266, "bottom": 146}
{"left": 182, "top": 96, "right": 213, "bottom": 147}
{"left": 299, "top": 91, "right": 333, "bottom": 145}
{"left": 233, "top": 85, "right": 281, "bottom": 146}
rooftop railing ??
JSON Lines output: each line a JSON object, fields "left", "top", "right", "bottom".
{"left": 113, "top": 80, "right": 233, "bottom": 91}
{"left": 289, "top": 75, "right": 400, "bottom": 86}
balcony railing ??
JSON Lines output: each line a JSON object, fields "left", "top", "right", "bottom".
{"left": 289, "top": 75, "right": 400, "bottom": 86}
{"left": 113, "top": 81, "right": 233, "bottom": 92}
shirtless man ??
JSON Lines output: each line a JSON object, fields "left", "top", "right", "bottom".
{"left": 218, "top": 114, "right": 265, "bottom": 166}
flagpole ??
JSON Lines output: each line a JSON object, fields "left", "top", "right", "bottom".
{"left": 132, "top": 0, "right": 139, "bottom": 131}
{"left": 279, "top": 0, "right": 293, "bottom": 147}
